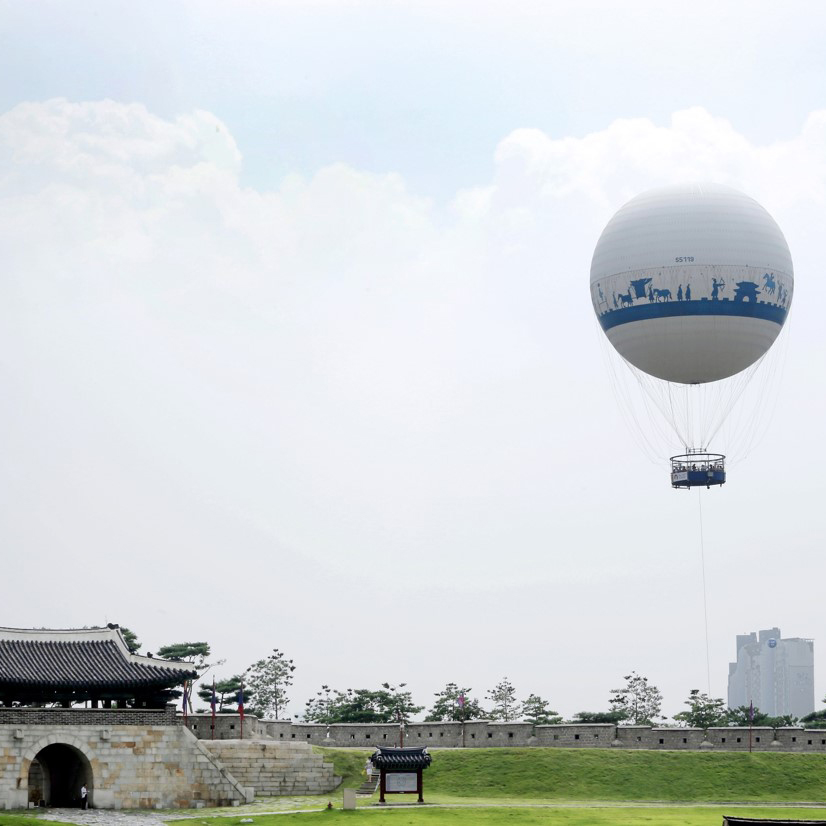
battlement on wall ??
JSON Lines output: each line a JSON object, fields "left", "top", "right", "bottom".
{"left": 184, "top": 715, "right": 826, "bottom": 753}
{"left": 0, "top": 705, "right": 179, "bottom": 727}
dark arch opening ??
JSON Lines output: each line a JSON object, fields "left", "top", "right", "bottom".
{"left": 28, "top": 744, "right": 92, "bottom": 808}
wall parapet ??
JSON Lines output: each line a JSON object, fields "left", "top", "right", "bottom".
{"left": 183, "top": 716, "right": 826, "bottom": 753}
{"left": 0, "top": 705, "right": 179, "bottom": 726}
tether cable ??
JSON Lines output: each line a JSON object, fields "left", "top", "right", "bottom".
{"left": 698, "top": 488, "right": 711, "bottom": 696}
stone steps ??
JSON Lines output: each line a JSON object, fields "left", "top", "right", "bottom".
{"left": 202, "top": 740, "right": 340, "bottom": 796}
{"left": 355, "top": 774, "right": 380, "bottom": 797}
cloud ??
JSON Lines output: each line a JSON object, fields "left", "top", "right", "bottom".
{"left": 481, "top": 106, "right": 826, "bottom": 214}
{"left": 2, "top": 100, "right": 826, "bottom": 718}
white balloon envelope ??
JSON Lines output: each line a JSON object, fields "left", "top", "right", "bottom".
{"left": 590, "top": 183, "right": 793, "bottom": 385}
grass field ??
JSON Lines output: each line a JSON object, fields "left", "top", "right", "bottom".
{"left": 316, "top": 748, "right": 826, "bottom": 803}
{"left": 170, "top": 806, "right": 826, "bottom": 826}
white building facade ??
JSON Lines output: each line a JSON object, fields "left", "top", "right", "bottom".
{"left": 727, "top": 627, "right": 814, "bottom": 718}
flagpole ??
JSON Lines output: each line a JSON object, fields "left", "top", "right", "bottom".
{"left": 211, "top": 677, "right": 216, "bottom": 741}
{"left": 239, "top": 680, "right": 244, "bottom": 741}
{"left": 749, "top": 699, "right": 753, "bottom": 753}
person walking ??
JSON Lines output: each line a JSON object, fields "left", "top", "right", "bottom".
{"left": 80, "top": 784, "right": 88, "bottom": 809}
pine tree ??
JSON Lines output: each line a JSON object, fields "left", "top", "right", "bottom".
{"left": 486, "top": 677, "right": 518, "bottom": 722}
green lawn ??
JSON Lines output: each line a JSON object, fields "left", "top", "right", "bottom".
{"left": 314, "top": 747, "right": 374, "bottom": 788}
{"left": 168, "top": 806, "right": 826, "bottom": 826}
{"left": 404, "top": 749, "right": 826, "bottom": 803}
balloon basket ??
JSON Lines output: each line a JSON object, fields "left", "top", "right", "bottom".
{"left": 670, "top": 451, "right": 726, "bottom": 489}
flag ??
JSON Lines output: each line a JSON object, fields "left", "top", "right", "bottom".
{"left": 457, "top": 693, "right": 465, "bottom": 708}
{"left": 181, "top": 681, "right": 189, "bottom": 715}
{"left": 237, "top": 683, "right": 245, "bottom": 722}
{"left": 749, "top": 700, "right": 754, "bottom": 723}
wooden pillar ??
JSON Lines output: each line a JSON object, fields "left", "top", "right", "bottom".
{"left": 379, "top": 770, "right": 386, "bottom": 804}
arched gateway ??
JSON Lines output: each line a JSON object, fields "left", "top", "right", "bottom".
{"left": 24, "top": 739, "right": 94, "bottom": 808}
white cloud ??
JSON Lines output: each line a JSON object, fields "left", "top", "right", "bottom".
{"left": 3, "top": 99, "right": 826, "bottom": 717}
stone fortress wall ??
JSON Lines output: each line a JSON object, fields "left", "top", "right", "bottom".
{"left": 0, "top": 707, "right": 346, "bottom": 810}
{"left": 185, "top": 714, "right": 826, "bottom": 753}
{"left": 0, "top": 706, "right": 254, "bottom": 810}
{"left": 3, "top": 706, "right": 825, "bottom": 811}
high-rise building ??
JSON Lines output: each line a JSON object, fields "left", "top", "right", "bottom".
{"left": 727, "top": 627, "right": 814, "bottom": 718}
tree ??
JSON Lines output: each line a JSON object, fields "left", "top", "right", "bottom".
{"left": 570, "top": 710, "right": 627, "bottom": 724}
{"left": 726, "top": 705, "right": 798, "bottom": 728}
{"left": 119, "top": 627, "right": 141, "bottom": 654}
{"left": 425, "top": 683, "right": 486, "bottom": 722}
{"left": 673, "top": 689, "right": 727, "bottom": 728}
{"left": 303, "top": 684, "right": 423, "bottom": 724}
{"left": 197, "top": 675, "right": 249, "bottom": 713}
{"left": 609, "top": 672, "right": 664, "bottom": 724}
{"left": 380, "top": 682, "right": 424, "bottom": 725}
{"left": 157, "top": 641, "right": 225, "bottom": 712}
{"left": 303, "top": 685, "right": 336, "bottom": 724}
{"left": 245, "top": 649, "right": 296, "bottom": 719}
{"left": 521, "top": 694, "right": 562, "bottom": 729}
{"left": 324, "top": 689, "right": 386, "bottom": 723}
{"left": 800, "top": 709, "right": 826, "bottom": 729}
{"left": 486, "top": 677, "right": 519, "bottom": 722}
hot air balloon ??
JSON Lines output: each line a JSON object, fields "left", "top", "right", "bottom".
{"left": 590, "top": 183, "right": 793, "bottom": 488}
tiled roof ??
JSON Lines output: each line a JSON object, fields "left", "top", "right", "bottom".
{"left": 371, "top": 747, "right": 432, "bottom": 770}
{"left": 0, "top": 626, "right": 196, "bottom": 689}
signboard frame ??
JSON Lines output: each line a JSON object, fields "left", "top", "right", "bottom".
{"left": 379, "top": 769, "right": 424, "bottom": 803}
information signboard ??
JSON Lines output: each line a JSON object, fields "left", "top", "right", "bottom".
{"left": 386, "top": 773, "right": 418, "bottom": 793}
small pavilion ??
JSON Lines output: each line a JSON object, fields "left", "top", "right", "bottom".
{"left": 371, "top": 746, "right": 432, "bottom": 804}
{"left": 0, "top": 625, "right": 195, "bottom": 708}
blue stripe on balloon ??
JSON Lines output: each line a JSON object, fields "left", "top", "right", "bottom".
{"left": 597, "top": 300, "right": 788, "bottom": 332}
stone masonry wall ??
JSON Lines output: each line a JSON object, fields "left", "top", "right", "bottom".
{"left": 0, "top": 721, "right": 252, "bottom": 810}
{"left": 203, "top": 741, "right": 340, "bottom": 795}
{"left": 184, "top": 713, "right": 265, "bottom": 741}
{"left": 201, "top": 715, "right": 826, "bottom": 754}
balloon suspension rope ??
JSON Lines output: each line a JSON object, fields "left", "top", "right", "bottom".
{"left": 698, "top": 489, "right": 711, "bottom": 696}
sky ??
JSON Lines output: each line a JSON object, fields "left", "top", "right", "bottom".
{"left": 2, "top": 0, "right": 826, "bottom": 722}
